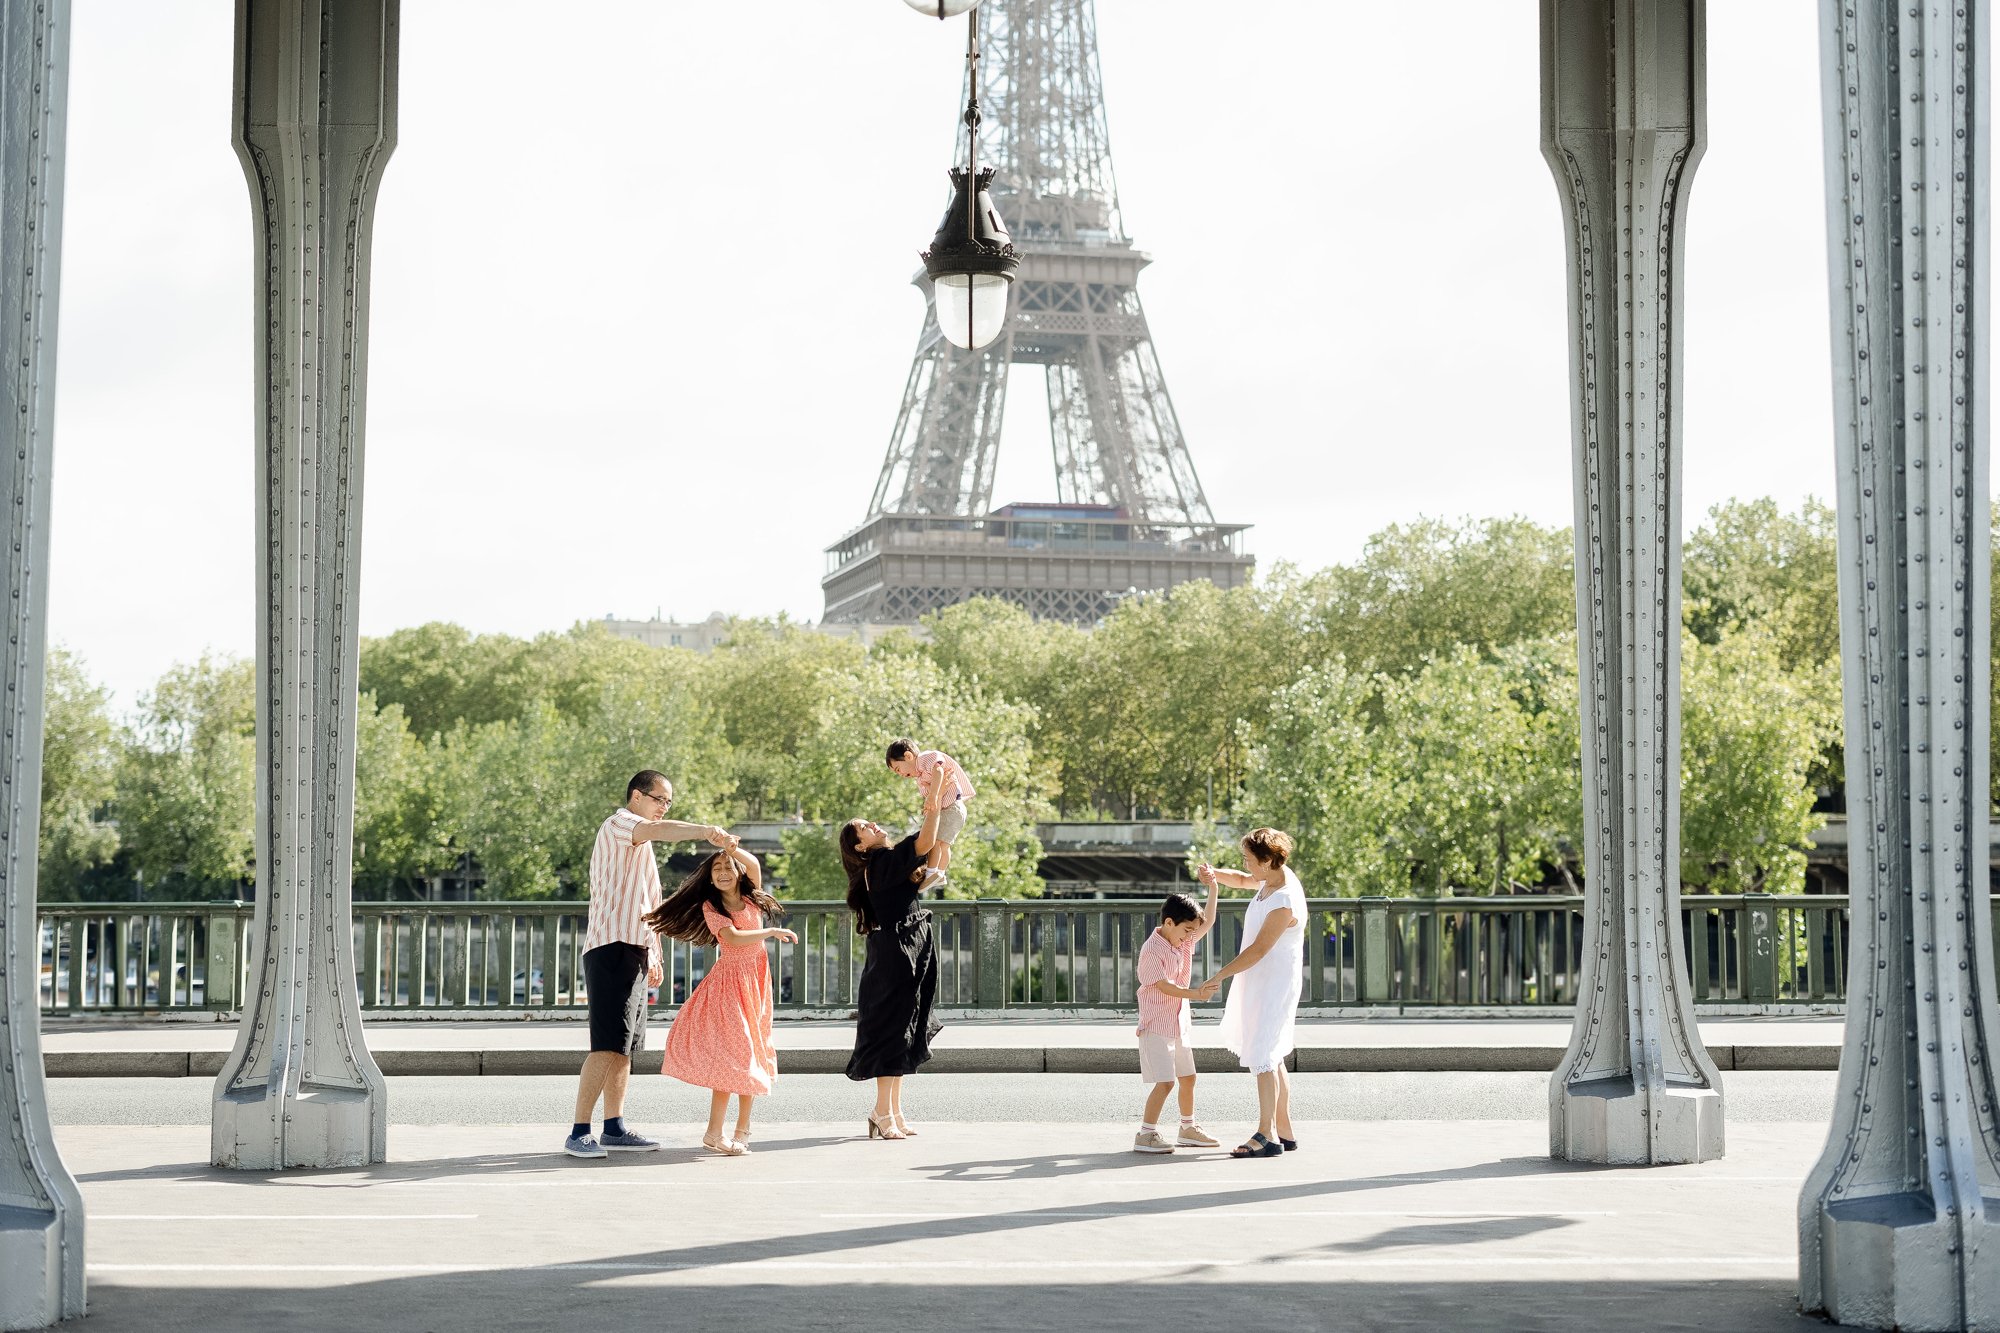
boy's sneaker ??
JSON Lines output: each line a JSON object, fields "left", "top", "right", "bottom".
{"left": 601, "top": 1127, "right": 661, "bottom": 1152}
{"left": 563, "top": 1132, "right": 607, "bottom": 1160}
{"left": 1132, "top": 1128, "right": 1175, "bottom": 1154}
{"left": 1178, "top": 1123, "right": 1220, "bottom": 1149}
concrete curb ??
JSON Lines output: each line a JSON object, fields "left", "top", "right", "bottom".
{"left": 41, "top": 1044, "right": 1845, "bottom": 1077}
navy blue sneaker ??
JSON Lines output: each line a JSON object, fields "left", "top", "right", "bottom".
{"left": 601, "top": 1127, "right": 661, "bottom": 1153}
{"left": 563, "top": 1132, "right": 607, "bottom": 1159}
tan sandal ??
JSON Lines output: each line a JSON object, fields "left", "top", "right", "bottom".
{"left": 866, "top": 1113, "right": 905, "bottom": 1140}
{"left": 702, "top": 1132, "right": 745, "bottom": 1157}
{"left": 733, "top": 1129, "right": 754, "bottom": 1154}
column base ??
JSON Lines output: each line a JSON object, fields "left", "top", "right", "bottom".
{"left": 1806, "top": 1196, "right": 2000, "bottom": 1332}
{"left": 0, "top": 1207, "right": 79, "bottom": 1330}
{"left": 212, "top": 1083, "right": 385, "bottom": 1170}
{"left": 1552, "top": 1074, "right": 1723, "bottom": 1165}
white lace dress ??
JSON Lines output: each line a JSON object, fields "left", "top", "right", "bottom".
{"left": 1217, "top": 868, "right": 1307, "bottom": 1075}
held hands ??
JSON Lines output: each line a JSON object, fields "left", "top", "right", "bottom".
{"left": 1196, "top": 862, "right": 1218, "bottom": 888}
{"left": 706, "top": 826, "right": 739, "bottom": 849}
{"left": 1195, "top": 977, "right": 1221, "bottom": 1002}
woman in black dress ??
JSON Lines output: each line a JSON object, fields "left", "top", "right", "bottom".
{"left": 839, "top": 793, "right": 945, "bottom": 1140}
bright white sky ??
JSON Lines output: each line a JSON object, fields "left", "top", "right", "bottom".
{"left": 52, "top": 0, "right": 1834, "bottom": 707}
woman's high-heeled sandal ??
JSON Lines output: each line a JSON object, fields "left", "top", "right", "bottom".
{"left": 866, "top": 1113, "right": 905, "bottom": 1140}
{"left": 893, "top": 1117, "right": 918, "bottom": 1137}
{"left": 702, "top": 1133, "right": 745, "bottom": 1157}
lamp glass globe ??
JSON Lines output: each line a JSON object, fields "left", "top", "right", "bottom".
{"left": 934, "top": 271, "right": 1009, "bottom": 349}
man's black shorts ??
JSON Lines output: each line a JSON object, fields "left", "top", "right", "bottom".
{"left": 583, "top": 942, "right": 650, "bottom": 1056}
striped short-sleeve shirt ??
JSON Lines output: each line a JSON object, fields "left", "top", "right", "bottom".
{"left": 583, "top": 808, "right": 661, "bottom": 957}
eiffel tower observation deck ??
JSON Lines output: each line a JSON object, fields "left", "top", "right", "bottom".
{"left": 822, "top": 0, "right": 1253, "bottom": 627}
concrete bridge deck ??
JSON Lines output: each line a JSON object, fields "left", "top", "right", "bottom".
{"left": 39, "top": 1015, "right": 1846, "bottom": 1077}
{"left": 50, "top": 1102, "right": 1829, "bottom": 1332}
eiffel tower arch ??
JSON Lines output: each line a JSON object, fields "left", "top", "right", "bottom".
{"left": 822, "top": 0, "right": 1252, "bottom": 627}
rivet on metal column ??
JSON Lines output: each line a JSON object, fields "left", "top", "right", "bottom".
{"left": 211, "top": 0, "right": 398, "bottom": 1170}
{"left": 1541, "top": 0, "right": 1726, "bottom": 1165}
{"left": 1799, "top": 2, "right": 2000, "bottom": 1327}
{"left": 0, "top": 1, "right": 83, "bottom": 1323}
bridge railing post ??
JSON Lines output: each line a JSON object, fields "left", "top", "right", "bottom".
{"left": 974, "top": 899, "right": 1008, "bottom": 1010}
{"left": 1358, "top": 898, "right": 1391, "bottom": 1003}
{"left": 1740, "top": 894, "right": 1778, "bottom": 1003}
{"left": 205, "top": 909, "right": 239, "bottom": 1013}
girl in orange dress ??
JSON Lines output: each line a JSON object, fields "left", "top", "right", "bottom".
{"left": 646, "top": 848, "right": 794, "bottom": 1156}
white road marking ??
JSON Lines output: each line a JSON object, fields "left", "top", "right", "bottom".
{"left": 92, "top": 1214, "right": 477, "bottom": 1222}
{"left": 821, "top": 1209, "right": 1625, "bottom": 1220}
{"left": 89, "top": 1255, "right": 1795, "bottom": 1276}
{"left": 149, "top": 1173, "right": 1804, "bottom": 1189}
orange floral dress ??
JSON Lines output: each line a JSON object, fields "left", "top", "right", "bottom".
{"left": 661, "top": 900, "right": 777, "bottom": 1096}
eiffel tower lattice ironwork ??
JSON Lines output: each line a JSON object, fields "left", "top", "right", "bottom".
{"left": 822, "top": 0, "right": 1251, "bottom": 627}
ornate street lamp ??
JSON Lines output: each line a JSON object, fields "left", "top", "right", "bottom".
{"left": 904, "top": 0, "right": 1018, "bottom": 349}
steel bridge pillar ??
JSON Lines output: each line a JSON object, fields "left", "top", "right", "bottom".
{"left": 1798, "top": 4, "right": 2000, "bottom": 1328}
{"left": 1540, "top": 0, "right": 1724, "bottom": 1166}
{"left": 211, "top": 0, "right": 397, "bottom": 1170}
{"left": 0, "top": 3, "right": 81, "bottom": 1324}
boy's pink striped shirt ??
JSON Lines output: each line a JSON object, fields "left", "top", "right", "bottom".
{"left": 1135, "top": 928, "right": 1196, "bottom": 1038}
{"left": 913, "top": 749, "right": 975, "bottom": 804}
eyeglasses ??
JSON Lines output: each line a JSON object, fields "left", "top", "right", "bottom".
{"left": 647, "top": 790, "right": 673, "bottom": 808}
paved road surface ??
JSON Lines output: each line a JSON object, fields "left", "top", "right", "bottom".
{"left": 48, "top": 1070, "right": 1838, "bottom": 1127}
{"left": 59, "top": 1117, "right": 1828, "bottom": 1333}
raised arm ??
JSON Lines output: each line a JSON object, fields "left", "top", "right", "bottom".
{"left": 1189, "top": 868, "right": 1224, "bottom": 941}
{"left": 912, "top": 793, "right": 944, "bottom": 858}
{"left": 713, "top": 919, "right": 798, "bottom": 947}
{"left": 633, "top": 819, "right": 735, "bottom": 849}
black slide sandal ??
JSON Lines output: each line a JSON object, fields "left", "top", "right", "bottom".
{"left": 1230, "top": 1132, "right": 1282, "bottom": 1159}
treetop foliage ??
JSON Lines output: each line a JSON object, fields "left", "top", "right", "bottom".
{"left": 41, "top": 498, "right": 1922, "bottom": 901}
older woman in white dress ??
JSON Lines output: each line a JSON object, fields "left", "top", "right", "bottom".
{"left": 1201, "top": 827, "right": 1305, "bottom": 1159}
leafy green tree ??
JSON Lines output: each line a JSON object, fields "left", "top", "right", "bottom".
{"left": 1372, "top": 642, "right": 1581, "bottom": 895}
{"left": 1224, "top": 659, "right": 1395, "bottom": 895}
{"left": 359, "top": 622, "right": 526, "bottom": 739}
{"left": 118, "top": 655, "right": 256, "bottom": 896}
{"left": 702, "top": 619, "right": 863, "bottom": 820}
{"left": 442, "top": 664, "right": 731, "bottom": 899}
{"left": 1679, "top": 627, "right": 1840, "bottom": 893}
{"left": 353, "top": 693, "right": 457, "bottom": 892}
{"left": 1684, "top": 498, "right": 1839, "bottom": 668}
{"left": 38, "top": 647, "right": 120, "bottom": 899}
{"left": 1054, "top": 581, "right": 1284, "bottom": 817}
{"left": 776, "top": 653, "right": 1051, "bottom": 898}
{"left": 1303, "top": 516, "right": 1575, "bottom": 679}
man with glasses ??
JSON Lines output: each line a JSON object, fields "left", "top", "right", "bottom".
{"left": 566, "top": 770, "right": 737, "bottom": 1158}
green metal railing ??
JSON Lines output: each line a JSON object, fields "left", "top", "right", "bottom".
{"left": 34, "top": 893, "right": 1999, "bottom": 1016}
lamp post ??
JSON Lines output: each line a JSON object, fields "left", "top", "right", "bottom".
{"left": 904, "top": 0, "right": 1018, "bottom": 350}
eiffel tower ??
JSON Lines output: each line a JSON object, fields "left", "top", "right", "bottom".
{"left": 822, "top": 0, "right": 1252, "bottom": 626}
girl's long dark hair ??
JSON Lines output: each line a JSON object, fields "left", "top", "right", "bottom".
{"left": 645, "top": 850, "right": 782, "bottom": 945}
{"left": 840, "top": 819, "right": 876, "bottom": 936}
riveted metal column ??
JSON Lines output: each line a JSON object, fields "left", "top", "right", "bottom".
{"left": 1541, "top": 0, "right": 1725, "bottom": 1166}
{"left": 1798, "top": 4, "right": 2000, "bottom": 1327}
{"left": 0, "top": 4, "right": 80, "bottom": 1324}
{"left": 212, "top": 0, "right": 397, "bottom": 1170}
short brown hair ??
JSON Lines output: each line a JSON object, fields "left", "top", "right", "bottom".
{"left": 1241, "top": 827, "right": 1294, "bottom": 869}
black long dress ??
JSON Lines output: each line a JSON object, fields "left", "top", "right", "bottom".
{"left": 846, "top": 832, "right": 942, "bottom": 1080}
